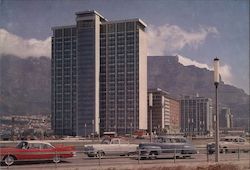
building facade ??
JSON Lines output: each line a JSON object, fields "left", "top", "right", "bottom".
{"left": 51, "top": 26, "right": 77, "bottom": 136}
{"left": 219, "top": 107, "right": 233, "bottom": 129}
{"left": 148, "top": 88, "right": 180, "bottom": 134}
{"left": 169, "top": 97, "right": 180, "bottom": 133}
{"left": 52, "top": 11, "right": 147, "bottom": 136}
{"left": 99, "top": 19, "right": 147, "bottom": 134}
{"left": 180, "top": 96, "right": 213, "bottom": 136}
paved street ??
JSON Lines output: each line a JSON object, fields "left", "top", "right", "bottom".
{"left": 1, "top": 151, "right": 249, "bottom": 170}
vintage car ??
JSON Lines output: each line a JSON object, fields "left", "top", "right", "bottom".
{"left": 207, "top": 136, "right": 250, "bottom": 154}
{"left": 84, "top": 138, "right": 138, "bottom": 157}
{"left": 0, "top": 141, "right": 76, "bottom": 166}
{"left": 138, "top": 136, "right": 197, "bottom": 159}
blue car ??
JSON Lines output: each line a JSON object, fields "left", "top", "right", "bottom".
{"left": 138, "top": 136, "right": 197, "bottom": 159}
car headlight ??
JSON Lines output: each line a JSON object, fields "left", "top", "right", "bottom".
{"left": 84, "top": 146, "right": 94, "bottom": 152}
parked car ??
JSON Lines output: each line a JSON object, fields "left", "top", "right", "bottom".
{"left": 84, "top": 138, "right": 138, "bottom": 157}
{"left": 0, "top": 141, "right": 76, "bottom": 166}
{"left": 207, "top": 136, "right": 250, "bottom": 154}
{"left": 138, "top": 136, "right": 197, "bottom": 159}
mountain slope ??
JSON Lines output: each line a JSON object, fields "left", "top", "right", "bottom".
{"left": 0, "top": 55, "right": 50, "bottom": 115}
{"left": 0, "top": 55, "right": 248, "bottom": 129}
{"left": 148, "top": 56, "right": 249, "bottom": 128}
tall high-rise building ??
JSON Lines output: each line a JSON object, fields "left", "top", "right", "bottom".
{"left": 51, "top": 26, "right": 77, "bottom": 136}
{"left": 51, "top": 10, "right": 147, "bottom": 136}
{"left": 180, "top": 96, "right": 213, "bottom": 136}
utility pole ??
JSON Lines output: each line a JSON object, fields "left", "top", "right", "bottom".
{"left": 214, "top": 58, "right": 220, "bottom": 162}
{"left": 149, "top": 93, "right": 153, "bottom": 143}
{"left": 84, "top": 123, "right": 87, "bottom": 138}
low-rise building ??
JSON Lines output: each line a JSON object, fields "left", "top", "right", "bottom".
{"left": 180, "top": 95, "right": 213, "bottom": 136}
{"left": 148, "top": 88, "right": 180, "bottom": 134}
{"left": 219, "top": 107, "right": 233, "bottom": 129}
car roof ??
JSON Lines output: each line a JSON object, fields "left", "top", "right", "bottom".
{"left": 158, "top": 136, "right": 185, "bottom": 139}
{"left": 222, "top": 136, "right": 242, "bottom": 139}
{"left": 21, "top": 141, "right": 52, "bottom": 145}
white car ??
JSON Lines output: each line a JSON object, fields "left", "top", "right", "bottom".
{"left": 84, "top": 138, "right": 138, "bottom": 157}
{"left": 207, "top": 136, "right": 250, "bottom": 154}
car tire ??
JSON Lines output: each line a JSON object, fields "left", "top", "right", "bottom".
{"left": 149, "top": 151, "right": 157, "bottom": 159}
{"left": 223, "top": 147, "right": 228, "bottom": 153}
{"left": 3, "top": 155, "right": 16, "bottom": 166}
{"left": 96, "top": 151, "right": 105, "bottom": 158}
{"left": 53, "top": 155, "right": 61, "bottom": 163}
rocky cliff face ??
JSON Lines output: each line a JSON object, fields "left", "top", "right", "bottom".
{"left": 0, "top": 55, "right": 51, "bottom": 115}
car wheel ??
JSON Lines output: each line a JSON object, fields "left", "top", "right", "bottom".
{"left": 96, "top": 151, "right": 105, "bottom": 158}
{"left": 3, "top": 155, "right": 16, "bottom": 166}
{"left": 149, "top": 151, "right": 157, "bottom": 159}
{"left": 223, "top": 147, "right": 228, "bottom": 153}
{"left": 183, "top": 155, "right": 191, "bottom": 159}
{"left": 53, "top": 155, "right": 61, "bottom": 163}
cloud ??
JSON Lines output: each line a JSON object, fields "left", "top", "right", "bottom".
{"left": 0, "top": 29, "right": 51, "bottom": 58}
{"left": 177, "top": 54, "right": 233, "bottom": 84}
{"left": 147, "top": 24, "right": 218, "bottom": 55}
{"left": 219, "top": 64, "right": 233, "bottom": 85}
{"left": 177, "top": 55, "right": 211, "bottom": 70}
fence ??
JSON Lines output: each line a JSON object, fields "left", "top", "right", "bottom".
{"left": 1, "top": 147, "right": 250, "bottom": 169}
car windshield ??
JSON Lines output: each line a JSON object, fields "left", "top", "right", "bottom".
{"left": 101, "top": 139, "right": 111, "bottom": 144}
{"left": 16, "top": 141, "right": 29, "bottom": 149}
{"left": 171, "top": 138, "right": 187, "bottom": 143}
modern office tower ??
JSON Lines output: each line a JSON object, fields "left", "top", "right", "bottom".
{"left": 51, "top": 26, "right": 77, "bottom": 136}
{"left": 180, "top": 96, "right": 213, "bottom": 136}
{"left": 99, "top": 19, "right": 147, "bottom": 135}
{"left": 148, "top": 88, "right": 180, "bottom": 134}
{"left": 219, "top": 107, "right": 233, "bottom": 129}
{"left": 52, "top": 10, "right": 147, "bottom": 136}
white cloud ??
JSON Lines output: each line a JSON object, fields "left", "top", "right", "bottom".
{"left": 147, "top": 24, "right": 218, "bottom": 55}
{"left": 219, "top": 64, "right": 233, "bottom": 85}
{"left": 0, "top": 29, "right": 51, "bottom": 58}
{"left": 177, "top": 54, "right": 233, "bottom": 84}
{"left": 177, "top": 55, "right": 211, "bottom": 70}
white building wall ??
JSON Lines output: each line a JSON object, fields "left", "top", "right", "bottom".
{"left": 138, "top": 28, "right": 147, "bottom": 130}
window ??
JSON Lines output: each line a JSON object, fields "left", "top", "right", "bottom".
{"left": 111, "top": 139, "right": 120, "bottom": 144}
{"left": 100, "top": 25, "right": 106, "bottom": 33}
{"left": 55, "top": 29, "right": 63, "bottom": 37}
{"left": 77, "top": 20, "right": 94, "bottom": 28}
{"left": 126, "top": 22, "right": 134, "bottom": 31}
{"left": 41, "top": 144, "right": 54, "bottom": 149}
{"left": 29, "top": 143, "right": 41, "bottom": 149}
{"left": 117, "top": 23, "right": 125, "bottom": 32}
{"left": 64, "top": 28, "right": 71, "bottom": 37}
{"left": 108, "top": 24, "right": 115, "bottom": 33}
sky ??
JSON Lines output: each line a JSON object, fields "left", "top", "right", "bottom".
{"left": 0, "top": 0, "right": 249, "bottom": 94}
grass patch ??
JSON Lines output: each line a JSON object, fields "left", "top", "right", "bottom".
{"left": 101, "top": 163, "right": 241, "bottom": 170}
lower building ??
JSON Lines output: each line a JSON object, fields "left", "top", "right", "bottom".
{"left": 148, "top": 88, "right": 180, "bottom": 134}
{"left": 219, "top": 107, "right": 233, "bottom": 129}
{"left": 180, "top": 95, "right": 213, "bottom": 136}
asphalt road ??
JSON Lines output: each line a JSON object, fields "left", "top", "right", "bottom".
{"left": 1, "top": 151, "right": 249, "bottom": 170}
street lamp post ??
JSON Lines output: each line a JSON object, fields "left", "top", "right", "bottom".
{"left": 130, "top": 122, "right": 132, "bottom": 139}
{"left": 149, "top": 93, "right": 153, "bottom": 143}
{"left": 84, "top": 123, "right": 87, "bottom": 138}
{"left": 214, "top": 58, "right": 220, "bottom": 162}
{"left": 92, "top": 119, "right": 94, "bottom": 141}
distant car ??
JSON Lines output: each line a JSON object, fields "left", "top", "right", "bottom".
{"left": 207, "top": 136, "right": 250, "bottom": 154}
{"left": 0, "top": 141, "right": 76, "bottom": 166}
{"left": 84, "top": 138, "right": 138, "bottom": 157}
{"left": 138, "top": 136, "right": 197, "bottom": 159}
